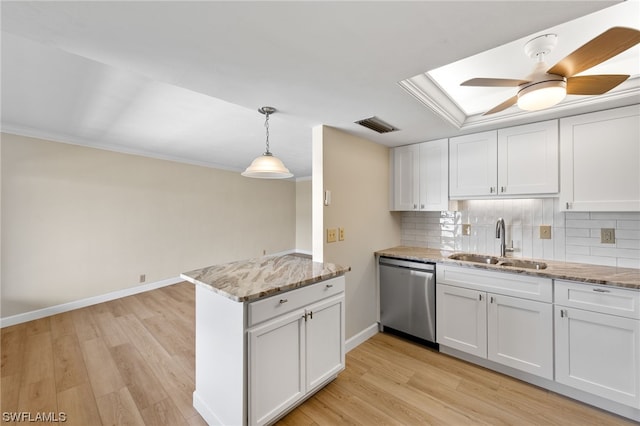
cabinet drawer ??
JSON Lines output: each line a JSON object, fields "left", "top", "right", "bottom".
{"left": 437, "top": 265, "right": 552, "bottom": 302}
{"left": 248, "top": 276, "right": 345, "bottom": 327}
{"left": 555, "top": 280, "right": 640, "bottom": 319}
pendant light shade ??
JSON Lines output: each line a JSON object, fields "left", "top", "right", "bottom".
{"left": 242, "top": 152, "right": 292, "bottom": 178}
{"left": 242, "top": 106, "right": 293, "bottom": 179}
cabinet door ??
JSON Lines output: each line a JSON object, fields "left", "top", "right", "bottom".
{"left": 419, "top": 138, "right": 449, "bottom": 211}
{"left": 248, "top": 310, "right": 306, "bottom": 426}
{"left": 436, "top": 284, "right": 487, "bottom": 357}
{"left": 487, "top": 293, "right": 553, "bottom": 379}
{"left": 560, "top": 105, "right": 640, "bottom": 211}
{"left": 305, "top": 294, "right": 345, "bottom": 392}
{"left": 449, "top": 130, "right": 498, "bottom": 198}
{"left": 392, "top": 144, "right": 419, "bottom": 210}
{"left": 497, "top": 120, "right": 558, "bottom": 195}
{"left": 555, "top": 306, "right": 640, "bottom": 408}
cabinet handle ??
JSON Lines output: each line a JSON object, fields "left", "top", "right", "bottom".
{"left": 413, "top": 204, "right": 417, "bottom": 209}
{"left": 421, "top": 204, "right": 425, "bottom": 209}
{"left": 566, "top": 202, "right": 571, "bottom": 210}
{"left": 326, "top": 284, "right": 334, "bottom": 288}
{"left": 592, "top": 288, "right": 610, "bottom": 293}
{"left": 279, "top": 299, "right": 288, "bottom": 304}
{"left": 478, "top": 294, "right": 483, "bottom": 301}
{"left": 302, "top": 313, "right": 308, "bottom": 321}
{"left": 490, "top": 296, "right": 495, "bottom": 304}
{"left": 500, "top": 186, "right": 506, "bottom": 193}
{"left": 309, "top": 311, "right": 313, "bottom": 320}
{"left": 490, "top": 187, "right": 495, "bottom": 193}
{"left": 560, "top": 309, "right": 567, "bottom": 318}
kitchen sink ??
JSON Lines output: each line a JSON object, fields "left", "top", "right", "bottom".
{"left": 448, "top": 253, "right": 499, "bottom": 264}
{"left": 499, "top": 259, "right": 547, "bottom": 270}
{"left": 448, "top": 253, "right": 547, "bottom": 270}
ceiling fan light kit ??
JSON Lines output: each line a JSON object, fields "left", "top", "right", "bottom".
{"left": 242, "top": 106, "right": 293, "bottom": 179}
{"left": 461, "top": 26, "right": 640, "bottom": 115}
{"left": 517, "top": 79, "right": 567, "bottom": 111}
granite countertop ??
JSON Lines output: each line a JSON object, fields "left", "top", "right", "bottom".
{"left": 181, "top": 254, "right": 351, "bottom": 302}
{"left": 376, "top": 246, "right": 640, "bottom": 290}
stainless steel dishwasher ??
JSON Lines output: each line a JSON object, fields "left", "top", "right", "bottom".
{"left": 379, "top": 256, "right": 436, "bottom": 345}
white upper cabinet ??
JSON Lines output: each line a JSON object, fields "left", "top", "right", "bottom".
{"left": 497, "top": 120, "right": 559, "bottom": 195}
{"left": 449, "top": 120, "right": 559, "bottom": 199}
{"left": 449, "top": 130, "right": 498, "bottom": 198}
{"left": 391, "top": 144, "right": 419, "bottom": 211}
{"left": 391, "top": 139, "right": 449, "bottom": 211}
{"left": 560, "top": 105, "right": 640, "bottom": 212}
{"left": 418, "top": 139, "right": 450, "bottom": 211}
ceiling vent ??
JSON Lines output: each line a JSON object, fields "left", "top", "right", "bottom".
{"left": 355, "top": 116, "right": 398, "bottom": 134}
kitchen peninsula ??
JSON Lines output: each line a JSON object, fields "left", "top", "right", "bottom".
{"left": 181, "top": 254, "right": 350, "bottom": 426}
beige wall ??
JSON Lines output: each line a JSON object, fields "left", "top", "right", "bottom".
{"left": 295, "top": 179, "right": 312, "bottom": 253}
{"left": 318, "top": 126, "right": 401, "bottom": 340}
{"left": 1, "top": 133, "right": 296, "bottom": 318}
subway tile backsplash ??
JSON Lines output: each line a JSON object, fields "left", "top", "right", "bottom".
{"left": 400, "top": 199, "right": 640, "bottom": 269}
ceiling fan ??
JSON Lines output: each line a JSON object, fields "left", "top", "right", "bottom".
{"left": 461, "top": 27, "right": 640, "bottom": 115}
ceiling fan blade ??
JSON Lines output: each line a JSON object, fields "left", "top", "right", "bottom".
{"left": 461, "top": 78, "right": 530, "bottom": 87}
{"left": 483, "top": 95, "right": 517, "bottom": 116}
{"left": 566, "top": 74, "right": 630, "bottom": 95}
{"left": 547, "top": 27, "right": 640, "bottom": 78}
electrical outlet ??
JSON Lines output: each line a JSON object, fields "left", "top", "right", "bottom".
{"left": 327, "top": 228, "right": 337, "bottom": 243}
{"left": 539, "top": 225, "right": 552, "bottom": 240}
{"left": 139, "top": 274, "right": 146, "bottom": 283}
{"left": 338, "top": 227, "right": 345, "bottom": 241}
{"left": 462, "top": 224, "right": 471, "bottom": 236}
{"left": 601, "top": 228, "right": 616, "bottom": 244}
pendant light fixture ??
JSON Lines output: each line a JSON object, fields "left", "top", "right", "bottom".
{"left": 242, "top": 106, "right": 293, "bottom": 179}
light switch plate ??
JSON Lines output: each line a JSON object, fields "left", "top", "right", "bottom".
{"left": 338, "top": 227, "right": 345, "bottom": 241}
{"left": 327, "top": 228, "right": 337, "bottom": 243}
{"left": 601, "top": 228, "right": 616, "bottom": 244}
{"left": 462, "top": 224, "right": 471, "bottom": 236}
{"left": 539, "top": 225, "right": 551, "bottom": 239}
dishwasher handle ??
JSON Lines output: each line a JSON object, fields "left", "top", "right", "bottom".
{"left": 379, "top": 256, "right": 435, "bottom": 272}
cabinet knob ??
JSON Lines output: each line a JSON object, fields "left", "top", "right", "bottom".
{"left": 279, "top": 299, "right": 288, "bottom": 304}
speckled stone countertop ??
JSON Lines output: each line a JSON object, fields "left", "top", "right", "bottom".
{"left": 376, "top": 246, "right": 640, "bottom": 290}
{"left": 181, "top": 254, "right": 351, "bottom": 302}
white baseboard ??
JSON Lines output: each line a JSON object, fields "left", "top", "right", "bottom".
{"left": 1, "top": 276, "right": 183, "bottom": 328}
{"left": 346, "top": 323, "right": 379, "bottom": 353}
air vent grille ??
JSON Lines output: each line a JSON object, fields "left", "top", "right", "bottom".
{"left": 355, "top": 116, "right": 398, "bottom": 134}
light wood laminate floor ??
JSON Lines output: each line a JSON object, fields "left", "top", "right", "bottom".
{"left": 1, "top": 282, "right": 635, "bottom": 425}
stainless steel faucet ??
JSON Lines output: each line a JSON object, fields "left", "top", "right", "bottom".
{"left": 496, "top": 217, "right": 507, "bottom": 257}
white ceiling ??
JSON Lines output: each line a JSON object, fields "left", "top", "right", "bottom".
{"left": 1, "top": 1, "right": 631, "bottom": 178}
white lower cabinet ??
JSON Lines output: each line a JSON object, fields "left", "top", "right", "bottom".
{"left": 487, "top": 293, "right": 553, "bottom": 378}
{"left": 436, "top": 284, "right": 487, "bottom": 357}
{"left": 249, "top": 310, "right": 305, "bottom": 426}
{"left": 436, "top": 265, "right": 553, "bottom": 379}
{"left": 248, "top": 288, "right": 345, "bottom": 426}
{"left": 435, "top": 266, "right": 640, "bottom": 420}
{"left": 554, "top": 280, "right": 640, "bottom": 409}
